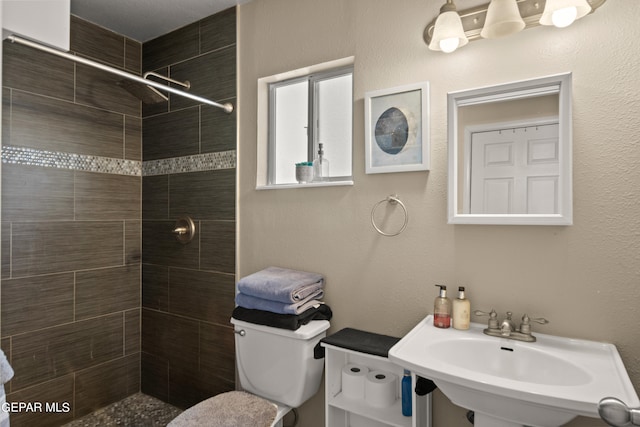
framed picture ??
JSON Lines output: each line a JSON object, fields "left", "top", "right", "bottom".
{"left": 364, "top": 81, "right": 430, "bottom": 174}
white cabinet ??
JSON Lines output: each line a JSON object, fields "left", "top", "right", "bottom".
{"left": 322, "top": 330, "right": 431, "bottom": 427}
{"left": 2, "top": 0, "right": 70, "bottom": 51}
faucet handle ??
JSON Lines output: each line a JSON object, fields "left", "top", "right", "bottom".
{"left": 474, "top": 309, "right": 499, "bottom": 329}
{"left": 520, "top": 314, "right": 549, "bottom": 335}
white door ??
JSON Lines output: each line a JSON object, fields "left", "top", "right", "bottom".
{"left": 468, "top": 123, "right": 559, "bottom": 214}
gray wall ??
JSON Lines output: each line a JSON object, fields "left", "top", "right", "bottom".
{"left": 141, "top": 7, "right": 237, "bottom": 410}
{"left": 2, "top": 16, "right": 142, "bottom": 426}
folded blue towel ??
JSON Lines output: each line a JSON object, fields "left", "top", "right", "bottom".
{"left": 236, "top": 266, "right": 324, "bottom": 304}
{"left": 235, "top": 291, "right": 324, "bottom": 315}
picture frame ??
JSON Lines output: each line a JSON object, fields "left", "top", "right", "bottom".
{"left": 364, "top": 81, "right": 430, "bottom": 174}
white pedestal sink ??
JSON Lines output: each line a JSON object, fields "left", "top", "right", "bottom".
{"left": 389, "top": 315, "right": 639, "bottom": 427}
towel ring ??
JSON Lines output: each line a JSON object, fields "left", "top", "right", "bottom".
{"left": 371, "top": 195, "right": 408, "bottom": 237}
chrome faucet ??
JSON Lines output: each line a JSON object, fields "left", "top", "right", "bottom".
{"left": 475, "top": 310, "right": 549, "bottom": 342}
{"left": 500, "top": 311, "right": 516, "bottom": 336}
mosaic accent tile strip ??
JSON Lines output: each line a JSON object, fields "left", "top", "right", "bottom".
{"left": 142, "top": 150, "right": 236, "bottom": 176}
{"left": 1, "top": 146, "right": 237, "bottom": 177}
{"left": 2, "top": 146, "right": 142, "bottom": 176}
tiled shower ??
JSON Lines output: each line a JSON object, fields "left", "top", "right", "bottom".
{"left": 1, "top": 8, "right": 236, "bottom": 426}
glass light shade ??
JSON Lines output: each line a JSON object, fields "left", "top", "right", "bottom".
{"left": 480, "top": 0, "right": 525, "bottom": 39}
{"left": 540, "top": 0, "right": 592, "bottom": 27}
{"left": 429, "top": 10, "right": 469, "bottom": 53}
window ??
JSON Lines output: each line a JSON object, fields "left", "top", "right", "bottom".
{"left": 256, "top": 58, "right": 354, "bottom": 188}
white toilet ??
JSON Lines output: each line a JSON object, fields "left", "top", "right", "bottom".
{"left": 169, "top": 317, "right": 330, "bottom": 427}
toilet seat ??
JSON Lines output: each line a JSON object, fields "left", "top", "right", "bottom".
{"left": 168, "top": 391, "right": 288, "bottom": 427}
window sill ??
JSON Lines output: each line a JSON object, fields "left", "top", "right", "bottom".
{"left": 256, "top": 180, "right": 354, "bottom": 190}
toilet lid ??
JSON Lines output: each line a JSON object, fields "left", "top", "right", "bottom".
{"left": 168, "top": 391, "right": 277, "bottom": 427}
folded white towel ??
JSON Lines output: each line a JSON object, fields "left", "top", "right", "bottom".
{"left": 0, "top": 350, "right": 13, "bottom": 385}
{"left": 237, "top": 266, "right": 324, "bottom": 303}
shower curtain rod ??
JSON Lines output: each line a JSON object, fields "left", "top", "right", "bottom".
{"left": 7, "top": 35, "right": 234, "bottom": 113}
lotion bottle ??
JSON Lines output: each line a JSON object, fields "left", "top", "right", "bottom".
{"left": 433, "top": 285, "right": 452, "bottom": 328}
{"left": 452, "top": 286, "right": 470, "bottom": 330}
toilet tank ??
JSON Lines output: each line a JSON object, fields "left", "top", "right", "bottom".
{"left": 231, "top": 318, "right": 330, "bottom": 408}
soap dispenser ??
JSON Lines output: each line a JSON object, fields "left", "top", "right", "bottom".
{"left": 433, "top": 285, "right": 452, "bottom": 328}
{"left": 452, "top": 286, "right": 470, "bottom": 330}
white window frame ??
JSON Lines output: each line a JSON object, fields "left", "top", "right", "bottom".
{"left": 256, "top": 57, "right": 355, "bottom": 189}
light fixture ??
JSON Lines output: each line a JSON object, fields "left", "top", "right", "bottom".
{"left": 540, "top": 0, "right": 592, "bottom": 28}
{"left": 480, "top": 0, "right": 525, "bottom": 39}
{"left": 428, "top": 0, "right": 468, "bottom": 53}
{"left": 424, "top": 0, "right": 606, "bottom": 53}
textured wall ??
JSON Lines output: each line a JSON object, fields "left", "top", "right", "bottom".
{"left": 140, "top": 7, "right": 237, "bottom": 410}
{"left": 237, "top": 1, "right": 640, "bottom": 426}
{"left": 1, "top": 16, "right": 142, "bottom": 426}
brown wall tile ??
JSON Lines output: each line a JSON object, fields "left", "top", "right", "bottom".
{"left": 125, "top": 220, "right": 142, "bottom": 264}
{"left": 75, "top": 172, "right": 141, "bottom": 220}
{"left": 2, "top": 41, "right": 75, "bottom": 102}
{"left": 169, "top": 46, "right": 236, "bottom": 111}
{"left": 2, "top": 273, "right": 74, "bottom": 336}
{"left": 74, "top": 354, "right": 140, "bottom": 418}
{"left": 1, "top": 223, "right": 10, "bottom": 280}
{"left": 75, "top": 63, "right": 140, "bottom": 116}
{"left": 142, "top": 264, "right": 169, "bottom": 311}
{"left": 11, "top": 314, "right": 124, "bottom": 390}
{"left": 168, "top": 268, "right": 235, "bottom": 324}
{"left": 200, "top": 8, "right": 236, "bottom": 53}
{"left": 142, "top": 107, "right": 200, "bottom": 160}
{"left": 142, "top": 221, "right": 199, "bottom": 269}
{"left": 2, "top": 88, "right": 9, "bottom": 143}
{"left": 75, "top": 265, "right": 140, "bottom": 320}
{"left": 141, "top": 351, "right": 169, "bottom": 402}
{"left": 11, "top": 90, "right": 125, "bottom": 158}
{"left": 200, "top": 323, "right": 235, "bottom": 385}
{"left": 201, "top": 101, "right": 237, "bottom": 153}
{"left": 143, "top": 22, "right": 199, "bottom": 71}
{"left": 142, "top": 175, "right": 169, "bottom": 220}
{"left": 2, "top": 164, "right": 74, "bottom": 222}
{"left": 11, "top": 221, "right": 124, "bottom": 277}
{"left": 125, "top": 116, "right": 142, "bottom": 160}
{"left": 7, "top": 375, "right": 75, "bottom": 427}
{"left": 70, "top": 15, "right": 125, "bottom": 68}
{"left": 125, "top": 309, "right": 141, "bottom": 355}
{"left": 125, "top": 38, "right": 142, "bottom": 74}
{"left": 169, "top": 169, "right": 236, "bottom": 221}
{"left": 200, "top": 221, "right": 235, "bottom": 274}
{"left": 142, "top": 309, "right": 198, "bottom": 366}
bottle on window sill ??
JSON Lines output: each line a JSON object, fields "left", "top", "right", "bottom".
{"left": 313, "top": 143, "right": 330, "bottom": 182}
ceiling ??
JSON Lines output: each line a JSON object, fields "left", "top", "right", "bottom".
{"left": 70, "top": 0, "right": 252, "bottom": 42}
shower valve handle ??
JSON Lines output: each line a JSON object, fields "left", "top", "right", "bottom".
{"left": 172, "top": 216, "right": 196, "bottom": 244}
{"left": 173, "top": 226, "right": 188, "bottom": 235}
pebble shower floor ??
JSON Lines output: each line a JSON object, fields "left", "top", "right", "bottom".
{"left": 62, "top": 393, "right": 182, "bottom": 427}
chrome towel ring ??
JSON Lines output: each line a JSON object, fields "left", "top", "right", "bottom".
{"left": 371, "top": 195, "right": 408, "bottom": 237}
